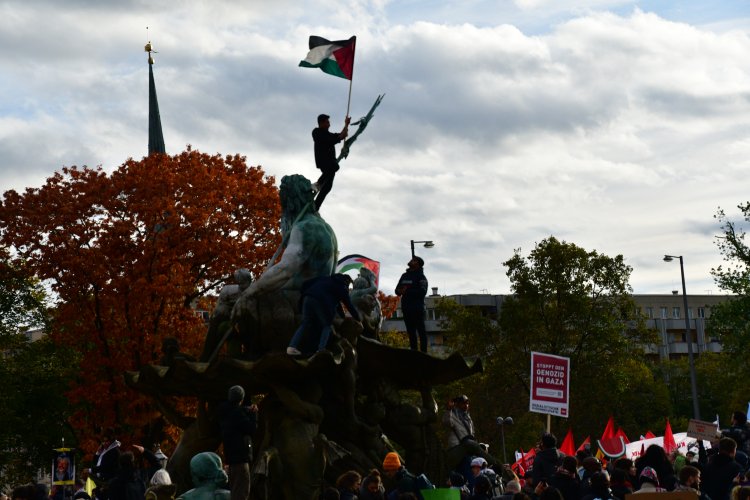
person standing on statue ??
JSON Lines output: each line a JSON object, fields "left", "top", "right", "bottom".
{"left": 313, "top": 113, "right": 350, "bottom": 210}
{"left": 286, "top": 273, "right": 361, "bottom": 356}
{"left": 395, "top": 256, "right": 428, "bottom": 352}
{"left": 219, "top": 386, "right": 258, "bottom": 500}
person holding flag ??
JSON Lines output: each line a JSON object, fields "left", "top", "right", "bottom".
{"left": 312, "top": 113, "right": 350, "bottom": 210}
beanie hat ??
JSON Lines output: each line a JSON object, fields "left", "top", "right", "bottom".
{"left": 639, "top": 466, "right": 659, "bottom": 486}
{"left": 471, "top": 457, "right": 487, "bottom": 468}
{"left": 228, "top": 385, "right": 245, "bottom": 403}
{"left": 383, "top": 452, "right": 401, "bottom": 472}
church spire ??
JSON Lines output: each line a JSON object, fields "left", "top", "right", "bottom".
{"left": 145, "top": 40, "right": 166, "bottom": 155}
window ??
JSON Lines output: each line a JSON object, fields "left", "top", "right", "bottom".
{"left": 688, "top": 308, "right": 693, "bottom": 319}
{"left": 645, "top": 307, "right": 654, "bottom": 319}
{"left": 660, "top": 307, "right": 668, "bottom": 319}
{"left": 698, "top": 307, "right": 705, "bottom": 318}
{"left": 672, "top": 307, "right": 680, "bottom": 319}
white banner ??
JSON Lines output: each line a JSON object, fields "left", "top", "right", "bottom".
{"left": 624, "top": 432, "right": 712, "bottom": 459}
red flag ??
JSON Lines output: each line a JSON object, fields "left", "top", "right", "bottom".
{"left": 645, "top": 430, "right": 656, "bottom": 439}
{"left": 560, "top": 428, "right": 576, "bottom": 457}
{"left": 663, "top": 418, "right": 677, "bottom": 454}
{"left": 615, "top": 427, "right": 631, "bottom": 445}
{"left": 601, "top": 416, "right": 616, "bottom": 440}
{"left": 577, "top": 436, "right": 590, "bottom": 453}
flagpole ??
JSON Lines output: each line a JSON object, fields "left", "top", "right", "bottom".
{"left": 346, "top": 78, "right": 353, "bottom": 118}
{"left": 345, "top": 36, "right": 356, "bottom": 118}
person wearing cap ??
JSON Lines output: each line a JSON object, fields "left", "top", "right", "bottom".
{"left": 312, "top": 113, "right": 350, "bottom": 210}
{"left": 218, "top": 385, "right": 258, "bottom": 500}
{"left": 443, "top": 395, "right": 500, "bottom": 475}
{"left": 395, "top": 256, "right": 429, "bottom": 352}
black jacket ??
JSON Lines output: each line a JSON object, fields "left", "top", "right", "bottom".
{"left": 702, "top": 453, "right": 743, "bottom": 500}
{"left": 107, "top": 468, "right": 146, "bottom": 500}
{"left": 313, "top": 128, "right": 342, "bottom": 171}
{"left": 531, "top": 447, "right": 564, "bottom": 485}
{"left": 395, "top": 269, "right": 428, "bottom": 313}
{"left": 219, "top": 402, "right": 257, "bottom": 465}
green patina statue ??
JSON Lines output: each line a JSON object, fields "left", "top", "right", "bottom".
{"left": 126, "top": 174, "right": 483, "bottom": 500}
{"left": 176, "top": 452, "right": 230, "bottom": 500}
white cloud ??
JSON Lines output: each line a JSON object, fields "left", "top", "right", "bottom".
{"left": 1, "top": 1, "right": 749, "bottom": 297}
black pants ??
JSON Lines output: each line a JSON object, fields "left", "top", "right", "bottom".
{"left": 403, "top": 310, "right": 427, "bottom": 352}
{"left": 315, "top": 167, "right": 337, "bottom": 210}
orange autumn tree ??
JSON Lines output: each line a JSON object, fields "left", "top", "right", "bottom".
{"left": 0, "top": 148, "right": 280, "bottom": 456}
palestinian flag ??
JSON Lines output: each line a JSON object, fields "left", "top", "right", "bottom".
{"left": 336, "top": 254, "right": 379, "bottom": 286}
{"left": 299, "top": 36, "right": 356, "bottom": 80}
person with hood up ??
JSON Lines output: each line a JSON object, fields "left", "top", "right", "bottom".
{"left": 633, "top": 467, "right": 666, "bottom": 494}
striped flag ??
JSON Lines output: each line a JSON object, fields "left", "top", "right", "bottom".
{"left": 336, "top": 254, "right": 380, "bottom": 286}
{"left": 299, "top": 36, "right": 356, "bottom": 80}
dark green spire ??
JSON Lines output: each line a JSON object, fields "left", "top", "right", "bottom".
{"left": 147, "top": 42, "right": 166, "bottom": 155}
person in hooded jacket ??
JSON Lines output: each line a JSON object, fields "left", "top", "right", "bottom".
{"left": 532, "top": 433, "right": 565, "bottom": 487}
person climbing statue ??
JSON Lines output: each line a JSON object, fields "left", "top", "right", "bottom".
{"left": 313, "top": 113, "right": 350, "bottom": 210}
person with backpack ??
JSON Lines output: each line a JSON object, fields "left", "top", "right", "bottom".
{"left": 381, "top": 452, "right": 433, "bottom": 500}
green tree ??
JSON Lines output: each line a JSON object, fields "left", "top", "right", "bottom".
{"left": 436, "top": 237, "right": 667, "bottom": 454}
{"left": 0, "top": 249, "right": 78, "bottom": 485}
{"left": 707, "top": 203, "right": 750, "bottom": 410}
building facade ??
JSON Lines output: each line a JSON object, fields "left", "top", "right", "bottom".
{"left": 382, "top": 290, "right": 733, "bottom": 360}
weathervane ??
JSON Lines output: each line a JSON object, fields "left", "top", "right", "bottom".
{"left": 145, "top": 26, "right": 158, "bottom": 64}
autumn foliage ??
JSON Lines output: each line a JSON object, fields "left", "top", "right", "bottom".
{"left": 0, "top": 149, "right": 280, "bottom": 456}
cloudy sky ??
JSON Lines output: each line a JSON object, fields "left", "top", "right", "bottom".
{"left": 2, "top": 0, "right": 749, "bottom": 297}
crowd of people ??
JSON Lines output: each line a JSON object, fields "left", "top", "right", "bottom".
{"left": 8, "top": 397, "right": 750, "bottom": 500}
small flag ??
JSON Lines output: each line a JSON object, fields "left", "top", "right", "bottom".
{"left": 615, "top": 427, "right": 630, "bottom": 445}
{"left": 577, "top": 436, "right": 590, "bottom": 453}
{"left": 336, "top": 254, "right": 380, "bottom": 286}
{"left": 85, "top": 477, "right": 96, "bottom": 497}
{"left": 560, "top": 428, "right": 576, "bottom": 456}
{"left": 663, "top": 418, "right": 677, "bottom": 454}
{"left": 299, "top": 36, "right": 356, "bottom": 80}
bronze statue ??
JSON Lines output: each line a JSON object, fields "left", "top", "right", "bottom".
{"left": 126, "top": 175, "right": 483, "bottom": 499}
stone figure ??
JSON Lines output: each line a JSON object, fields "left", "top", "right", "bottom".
{"left": 125, "top": 172, "right": 487, "bottom": 500}
{"left": 230, "top": 174, "right": 338, "bottom": 357}
{"left": 200, "top": 269, "right": 252, "bottom": 361}
{"left": 349, "top": 267, "right": 382, "bottom": 339}
{"left": 176, "top": 452, "right": 230, "bottom": 500}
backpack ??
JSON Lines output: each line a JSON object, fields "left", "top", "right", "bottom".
{"left": 417, "top": 473, "right": 435, "bottom": 492}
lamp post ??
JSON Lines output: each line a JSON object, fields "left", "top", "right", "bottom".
{"left": 410, "top": 240, "right": 435, "bottom": 258}
{"left": 496, "top": 416, "right": 513, "bottom": 464}
{"left": 663, "top": 254, "right": 701, "bottom": 420}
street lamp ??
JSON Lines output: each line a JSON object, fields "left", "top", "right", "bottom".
{"left": 496, "top": 416, "right": 513, "bottom": 464}
{"left": 663, "top": 254, "right": 701, "bottom": 420}
{"left": 410, "top": 240, "right": 435, "bottom": 258}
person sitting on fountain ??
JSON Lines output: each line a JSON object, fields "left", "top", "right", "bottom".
{"left": 177, "top": 452, "right": 230, "bottom": 500}
{"left": 286, "top": 273, "right": 360, "bottom": 356}
{"left": 225, "top": 174, "right": 340, "bottom": 357}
